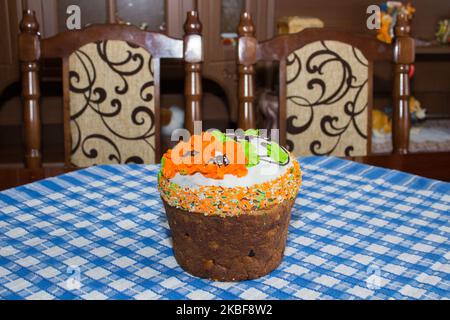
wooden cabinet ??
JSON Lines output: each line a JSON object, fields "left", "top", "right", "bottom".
{"left": 413, "top": 52, "right": 450, "bottom": 118}
{"left": 273, "top": 0, "right": 450, "bottom": 119}
{"left": 1, "top": 0, "right": 275, "bottom": 123}
{"left": 0, "top": 0, "right": 22, "bottom": 94}
{"left": 198, "top": 0, "right": 274, "bottom": 124}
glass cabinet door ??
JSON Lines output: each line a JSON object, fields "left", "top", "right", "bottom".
{"left": 221, "top": 0, "right": 244, "bottom": 32}
{"left": 56, "top": 0, "right": 166, "bottom": 32}
{"left": 116, "top": 0, "right": 166, "bottom": 31}
{"left": 221, "top": 0, "right": 244, "bottom": 41}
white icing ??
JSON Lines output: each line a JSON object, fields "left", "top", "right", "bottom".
{"left": 169, "top": 135, "right": 293, "bottom": 188}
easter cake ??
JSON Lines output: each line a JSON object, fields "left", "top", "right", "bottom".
{"left": 158, "top": 130, "right": 302, "bottom": 281}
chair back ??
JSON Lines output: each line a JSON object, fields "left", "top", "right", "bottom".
{"left": 19, "top": 10, "right": 203, "bottom": 168}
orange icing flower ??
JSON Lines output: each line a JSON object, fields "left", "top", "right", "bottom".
{"left": 161, "top": 132, "right": 248, "bottom": 180}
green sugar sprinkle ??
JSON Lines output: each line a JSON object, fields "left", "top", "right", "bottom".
{"left": 157, "top": 171, "right": 162, "bottom": 184}
{"left": 169, "top": 183, "right": 178, "bottom": 191}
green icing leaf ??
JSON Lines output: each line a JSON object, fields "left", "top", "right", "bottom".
{"left": 240, "top": 140, "right": 260, "bottom": 167}
{"left": 267, "top": 142, "right": 289, "bottom": 164}
{"left": 211, "top": 130, "right": 234, "bottom": 143}
{"left": 244, "top": 128, "right": 259, "bottom": 136}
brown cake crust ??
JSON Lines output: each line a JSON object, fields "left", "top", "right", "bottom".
{"left": 163, "top": 198, "right": 293, "bottom": 281}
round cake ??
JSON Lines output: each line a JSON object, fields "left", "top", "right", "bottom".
{"left": 158, "top": 129, "right": 302, "bottom": 281}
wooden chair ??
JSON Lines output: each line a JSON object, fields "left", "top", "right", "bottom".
{"left": 19, "top": 10, "right": 203, "bottom": 169}
{"left": 237, "top": 12, "right": 414, "bottom": 157}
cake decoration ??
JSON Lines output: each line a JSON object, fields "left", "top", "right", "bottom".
{"left": 158, "top": 130, "right": 301, "bottom": 216}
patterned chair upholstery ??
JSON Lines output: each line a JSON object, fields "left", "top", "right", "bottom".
{"left": 69, "top": 40, "right": 156, "bottom": 166}
{"left": 286, "top": 40, "right": 369, "bottom": 157}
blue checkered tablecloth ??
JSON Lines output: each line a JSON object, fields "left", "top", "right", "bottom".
{"left": 0, "top": 157, "right": 449, "bottom": 300}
